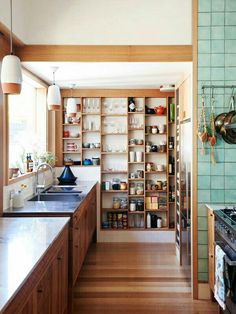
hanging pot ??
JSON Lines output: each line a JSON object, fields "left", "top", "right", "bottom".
{"left": 215, "top": 112, "right": 228, "bottom": 133}
{"left": 221, "top": 94, "right": 236, "bottom": 144}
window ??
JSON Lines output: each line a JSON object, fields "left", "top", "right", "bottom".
{"left": 8, "top": 74, "right": 47, "bottom": 174}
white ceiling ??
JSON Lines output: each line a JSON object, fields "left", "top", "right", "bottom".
{"left": 23, "top": 62, "right": 192, "bottom": 89}
{"left": 0, "top": 0, "right": 191, "bottom": 45}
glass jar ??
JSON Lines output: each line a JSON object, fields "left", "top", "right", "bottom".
{"left": 146, "top": 162, "right": 153, "bottom": 172}
{"left": 160, "top": 141, "right": 167, "bottom": 153}
{"left": 120, "top": 181, "right": 127, "bottom": 190}
{"left": 146, "top": 180, "right": 152, "bottom": 191}
{"left": 136, "top": 183, "right": 144, "bottom": 195}
{"left": 113, "top": 197, "right": 120, "bottom": 209}
{"left": 136, "top": 199, "right": 144, "bottom": 211}
{"left": 130, "top": 199, "right": 136, "bottom": 212}
{"left": 129, "top": 183, "right": 136, "bottom": 195}
{"left": 120, "top": 197, "right": 128, "bottom": 209}
{"left": 112, "top": 178, "right": 120, "bottom": 190}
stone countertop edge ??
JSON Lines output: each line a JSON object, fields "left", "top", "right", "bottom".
{"left": 3, "top": 181, "right": 97, "bottom": 215}
{"left": 0, "top": 217, "right": 70, "bottom": 314}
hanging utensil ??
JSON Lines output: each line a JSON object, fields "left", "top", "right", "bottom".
{"left": 208, "top": 88, "right": 217, "bottom": 163}
{"left": 198, "top": 88, "right": 208, "bottom": 154}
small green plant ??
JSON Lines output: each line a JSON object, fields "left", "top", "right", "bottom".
{"left": 39, "top": 151, "right": 56, "bottom": 166}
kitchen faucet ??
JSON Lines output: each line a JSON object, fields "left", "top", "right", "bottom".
{"left": 36, "top": 163, "right": 54, "bottom": 200}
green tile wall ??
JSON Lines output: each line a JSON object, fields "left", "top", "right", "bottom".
{"left": 198, "top": 0, "right": 236, "bottom": 282}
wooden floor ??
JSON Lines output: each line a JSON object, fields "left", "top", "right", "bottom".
{"left": 73, "top": 243, "right": 217, "bottom": 314}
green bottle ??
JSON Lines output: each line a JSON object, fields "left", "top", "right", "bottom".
{"left": 169, "top": 103, "right": 175, "bottom": 122}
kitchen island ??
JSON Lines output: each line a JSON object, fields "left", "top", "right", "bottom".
{"left": 0, "top": 217, "right": 69, "bottom": 314}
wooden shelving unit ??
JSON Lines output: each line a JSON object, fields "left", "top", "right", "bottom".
{"left": 58, "top": 92, "right": 175, "bottom": 232}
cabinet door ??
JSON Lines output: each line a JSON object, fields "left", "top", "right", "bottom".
{"left": 73, "top": 207, "right": 88, "bottom": 284}
{"left": 51, "top": 239, "right": 68, "bottom": 314}
{"left": 19, "top": 293, "right": 36, "bottom": 314}
{"left": 208, "top": 209, "right": 215, "bottom": 292}
{"left": 57, "top": 240, "right": 68, "bottom": 314}
{"left": 36, "top": 266, "right": 53, "bottom": 314}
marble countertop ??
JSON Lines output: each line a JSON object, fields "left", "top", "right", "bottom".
{"left": 4, "top": 181, "right": 97, "bottom": 215}
{"left": 0, "top": 217, "right": 70, "bottom": 313}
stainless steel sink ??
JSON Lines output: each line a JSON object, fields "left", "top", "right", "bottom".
{"left": 28, "top": 194, "right": 82, "bottom": 202}
{"left": 43, "top": 186, "right": 83, "bottom": 194}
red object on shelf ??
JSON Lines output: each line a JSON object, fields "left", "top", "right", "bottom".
{"left": 63, "top": 130, "right": 70, "bottom": 138}
{"left": 154, "top": 106, "right": 165, "bottom": 115}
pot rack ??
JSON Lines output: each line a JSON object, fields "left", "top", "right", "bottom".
{"left": 202, "top": 85, "right": 236, "bottom": 89}
{"left": 201, "top": 85, "right": 236, "bottom": 130}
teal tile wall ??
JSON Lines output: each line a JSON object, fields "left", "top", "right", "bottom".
{"left": 198, "top": 0, "right": 236, "bottom": 282}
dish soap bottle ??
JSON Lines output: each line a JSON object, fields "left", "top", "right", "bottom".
{"left": 147, "top": 213, "right": 151, "bottom": 228}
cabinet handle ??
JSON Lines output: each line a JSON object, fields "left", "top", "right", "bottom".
{"left": 37, "top": 288, "right": 43, "bottom": 293}
{"left": 57, "top": 256, "right": 62, "bottom": 261}
{"left": 75, "top": 227, "right": 79, "bottom": 230}
{"left": 75, "top": 244, "right": 79, "bottom": 248}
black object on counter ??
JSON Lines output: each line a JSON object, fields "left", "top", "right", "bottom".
{"left": 57, "top": 165, "right": 77, "bottom": 185}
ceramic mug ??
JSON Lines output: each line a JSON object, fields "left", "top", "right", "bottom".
{"left": 159, "top": 124, "right": 165, "bottom": 134}
{"left": 67, "top": 143, "right": 78, "bottom": 152}
{"left": 157, "top": 164, "right": 164, "bottom": 171}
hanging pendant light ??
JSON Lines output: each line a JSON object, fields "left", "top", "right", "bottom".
{"left": 1, "top": 0, "right": 22, "bottom": 94}
{"left": 47, "top": 67, "right": 61, "bottom": 111}
{"left": 66, "top": 84, "right": 77, "bottom": 117}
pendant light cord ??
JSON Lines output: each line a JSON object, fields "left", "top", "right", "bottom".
{"left": 10, "top": 0, "right": 13, "bottom": 54}
{"left": 53, "top": 70, "right": 55, "bottom": 85}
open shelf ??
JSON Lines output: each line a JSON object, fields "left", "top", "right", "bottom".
{"left": 63, "top": 123, "right": 80, "bottom": 126}
{"left": 82, "top": 112, "right": 100, "bottom": 115}
{"left": 101, "top": 190, "right": 128, "bottom": 193}
{"left": 102, "top": 208, "right": 128, "bottom": 212}
{"left": 60, "top": 95, "right": 176, "bottom": 232}
{"left": 101, "top": 170, "right": 127, "bottom": 174}
{"left": 145, "top": 190, "right": 167, "bottom": 193}
{"left": 101, "top": 152, "right": 127, "bottom": 154}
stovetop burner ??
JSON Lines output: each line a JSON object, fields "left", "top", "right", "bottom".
{"left": 221, "top": 207, "right": 236, "bottom": 222}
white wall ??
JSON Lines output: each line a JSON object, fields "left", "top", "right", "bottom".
{"left": 3, "top": 170, "right": 54, "bottom": 210}
{"left": 0, "top": 0, "right": 192, "bottom": 45}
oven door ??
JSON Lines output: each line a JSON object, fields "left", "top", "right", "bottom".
{"left": 215, "top": 239, "right": 236, "bottom": 314}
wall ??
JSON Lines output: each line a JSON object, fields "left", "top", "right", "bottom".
{"left": 197, "top": 0, "right": 236, "bottom": 282}
{"left": 3, "top": 170, "right": 53, "bottom": 210}
{"left": 0, "top": 0, "right": 192, "bottom": 45}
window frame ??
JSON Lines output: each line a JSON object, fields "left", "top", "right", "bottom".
{"left": 5, "top": 68, "right": 51, "bottom": 186}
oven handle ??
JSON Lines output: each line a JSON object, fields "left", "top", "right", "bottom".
{"left": 214, "top": 241, "right": 236, "bottom": 266}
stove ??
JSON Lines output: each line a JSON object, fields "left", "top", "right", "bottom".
{"left": 214, "top": 207, "right": 236, "bottom": 253}
{"left": 214, "top": 207, "right": 236, "bottom": 314}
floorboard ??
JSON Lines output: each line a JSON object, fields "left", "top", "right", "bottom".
{"left": 73, "top": 243, "right": 217, "bottom": 314}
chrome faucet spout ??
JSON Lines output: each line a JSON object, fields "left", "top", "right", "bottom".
{"left": 35, "top": 163, "right": 54, "bottom": 199}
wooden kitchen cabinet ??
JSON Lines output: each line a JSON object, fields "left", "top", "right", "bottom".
{"left": 179, "top": 75, "right": 191, "bottom": 121}
{"left": 4, "top": 225, "right": 69, "bottom": 314}
{"left": 72, "top": 186, "right": 96, "bottom": 284}
{"left": 208, "top": 208, "right": 215, "bottom": 293}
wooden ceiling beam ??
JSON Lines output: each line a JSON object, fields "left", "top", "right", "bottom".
{"left": 0, "top": 21, "right": 25, "bottom": 48}
{"left": 61, "top": 89, "right": 174, "bottom": 98}
{"left": 15, "top": 45, "right": 193, "bottom": 62}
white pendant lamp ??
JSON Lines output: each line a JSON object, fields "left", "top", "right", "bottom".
{"left": 47, "top": 67, "right": 61, "bottom": 111}
{"left": 66, "top": 84, "right": 77, "bottom": 117}
{"left": 1, "top": 0, "right": 22, "bottom": 94}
